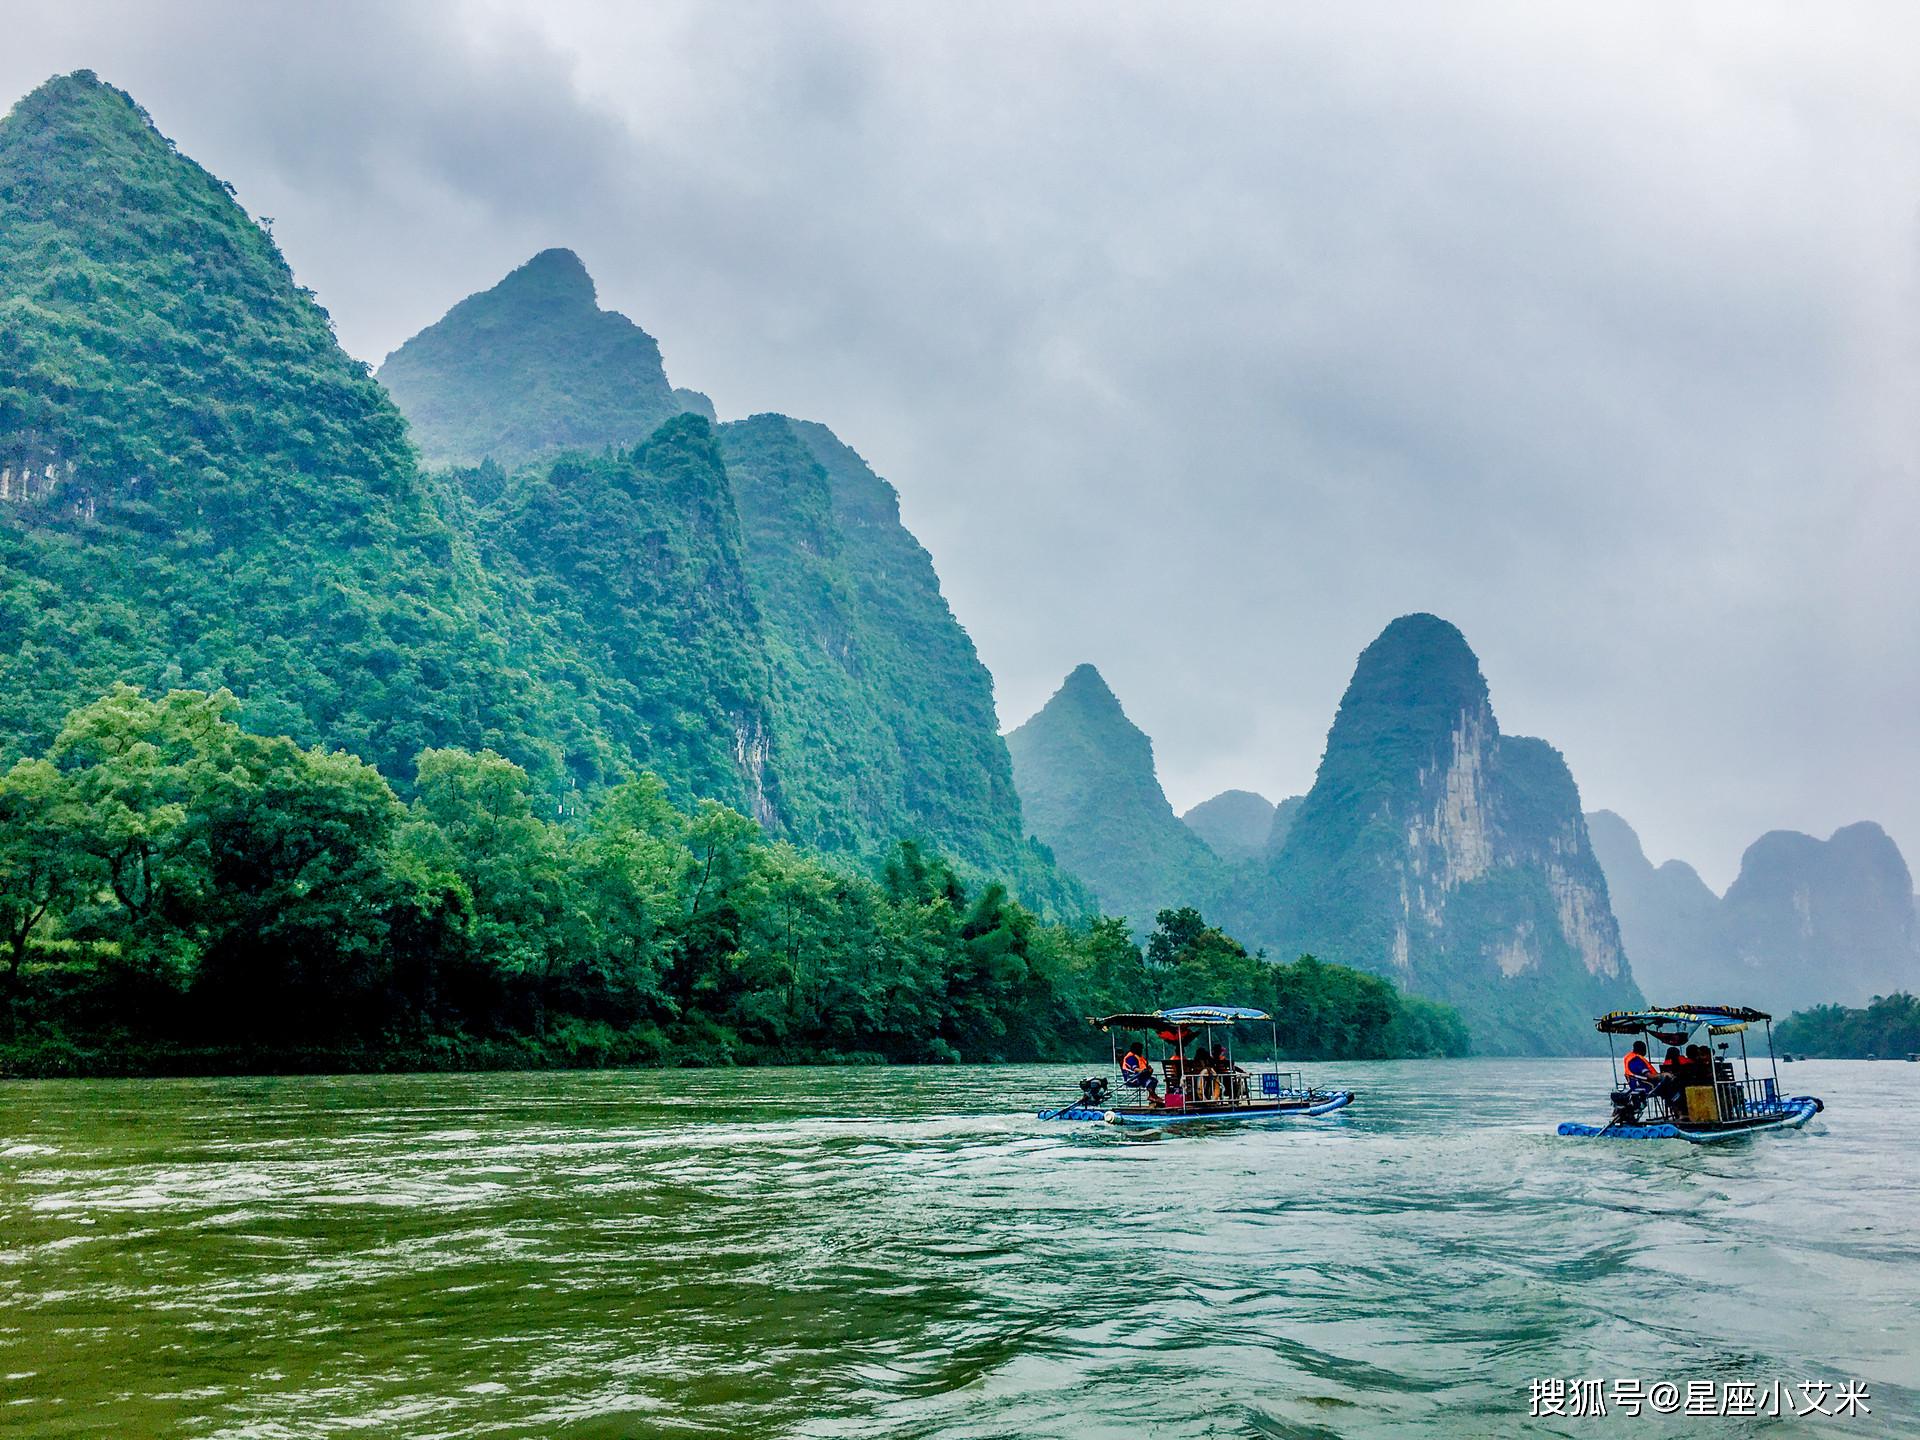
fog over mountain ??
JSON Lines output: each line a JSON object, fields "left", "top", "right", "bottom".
{"left": 6, "top": 3, "right": 1916, "bottom": 889}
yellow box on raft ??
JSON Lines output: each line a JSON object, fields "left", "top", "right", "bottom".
{"left": 1685, "top": 1086, "right": 1720, "bottom": 1122}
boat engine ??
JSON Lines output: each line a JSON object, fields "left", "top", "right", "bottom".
{"left": 1608, "top": 1089, "right": 1647, "bottom": 1126}
{"left": 1079, "top": 1076, "right": 1111, "bottom": 1108}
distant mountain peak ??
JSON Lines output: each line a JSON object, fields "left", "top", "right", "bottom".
{"left": 494, "top": 247, "right": 598, "bottom": 306}
{"left": 15, "top": 68, "right": 131, "bottom": 120}
{"left": 1346, "top": 612, "right": 1491, "bottom": 715}
{"left": 1054, "top": 663, "right": 1123, "bottom": 712}
{"left": 1181, "top": 789, "right": 1276, "bottom": 862}
{"left": 378, "top": 248, "right": 703, "bottom": 469}
{"left": 1008, "top": 666, "right": 1220, "bottom": 930}
{"left": 1220, "top": 614, "right": 1637, "bottom": 1052}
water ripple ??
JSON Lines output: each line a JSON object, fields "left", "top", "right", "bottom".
{"left": 0, "top": 1059, "right": 1912, "bottom": 1437}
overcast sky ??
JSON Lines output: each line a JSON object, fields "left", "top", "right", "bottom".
{"left": 7, "top": 1, "right": 1917, "bottom": 889}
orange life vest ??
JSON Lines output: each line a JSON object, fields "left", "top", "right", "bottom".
{"left": 1623, "top": 1052, "right": 1656, "bottom": 1081}
{"left": 1120, "top": 1052, "right": 1150, "bottom": 1077}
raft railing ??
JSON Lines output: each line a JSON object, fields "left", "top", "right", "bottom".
{"left": 1162, "top": 1068, "right": 1308, "bottom": 1108}
{"left": 1643, "top": 1075, "right": 1784, "bottom": 1124}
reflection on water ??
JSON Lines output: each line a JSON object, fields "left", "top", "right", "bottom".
{"left": 1, "top": 1060, "right": 1914, "bottom": 1437}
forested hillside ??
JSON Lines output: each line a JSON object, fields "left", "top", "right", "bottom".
{"left": 0, "top": 689, "right": 1466, "bottom": 1073}
{"left": 0, "top": 72, "right": 581, "bottom": 787}
{"left": 722, "top": 413, "right": 1062, "bottom": 901}
{"left": 0, "top": 72, "right": 1469, "bottom": 1072}
{"left": 463, "top": 415, "right": 779, "bottom": 818}
{"left": 382, "top": 250, "right": 1073, "bottom": 907}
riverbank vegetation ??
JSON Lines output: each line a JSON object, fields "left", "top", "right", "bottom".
{"left": 0, "top": 687, "right": 1470, "bottom": 1076}
{"left": 1775, "top": 993, "right": 1920, "bottom": 1059}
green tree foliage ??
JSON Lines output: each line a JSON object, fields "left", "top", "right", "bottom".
{"left": 0, "top": 756, "right": 78, "bottom": 987}
{"left": 1775, "top": 993, "right": 1920, "bottom": 1059}
{"left": 0, "top": 689, "right": 1466, "bottom": 1073}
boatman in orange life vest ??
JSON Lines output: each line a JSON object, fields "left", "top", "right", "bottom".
{"left": 1622, "top": 1040, "right": 1660, "bottom": 1091}
{"left": 1119, "top": 1043, "right": 1161, "bottom": 1105}
{"left": 1622, "top": 1039, "right": 1682, "bottom": 1106}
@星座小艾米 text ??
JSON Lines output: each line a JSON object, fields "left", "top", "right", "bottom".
{"left": 1527, "top": 1378, "right": 1870, "bottom": 1420}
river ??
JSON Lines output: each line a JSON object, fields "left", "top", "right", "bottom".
{"left": 1, "top": 1059, "right": 1913, "bottom": 1438}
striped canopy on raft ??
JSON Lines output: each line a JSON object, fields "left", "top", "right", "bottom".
{"left": 1089, "top": 1005, "right": 1272, "bottom": 1030}
{"left": 1595, "top": 1005, "right": 1771, "bottom": 1036}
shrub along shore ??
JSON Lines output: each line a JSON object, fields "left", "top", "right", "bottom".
{"left": 0, "top": 686, "right": 1471, "bottom": 1078}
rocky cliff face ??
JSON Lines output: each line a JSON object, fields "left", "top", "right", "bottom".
{"left": 1222, "top": 615, "right": 1641, "bottom": 1052}
{"left": 1181, "top": 790, "right": 1276, "bottom": 861}
{"left": 377, "top": 248, "right": 708, "bottom": 470}
{"left": 1587, "top": 812, "right": 1919, "bottom": 1015}
{"left": 1007, "top": 665, "right": 1223, "bottom": 930}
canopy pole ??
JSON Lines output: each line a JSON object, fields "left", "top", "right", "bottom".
{"left": 1766, "top": 1018, "right": 1779, "bottom": 1090}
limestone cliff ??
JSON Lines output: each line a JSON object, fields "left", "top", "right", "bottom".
{"left": 1221, "top": 614, "right": 1641, "bottom": 1052}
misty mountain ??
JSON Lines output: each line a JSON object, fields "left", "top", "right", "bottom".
{"left": 1182, "top": 790, "right": 1275, "bottom": 861}
{"left": 1592, "top": 810, "right": 1920, "bottom": 1014}
{"left": 381, "top": 252, "right": 1079, "bottom": 906}
{"left": 1266, "top": 794, "right": 1304, "bottom": 857}
{"left": 1220, "top": 614, "right": 1642, "bottom": 1053}
{"left": 1723, "top": 824, "right": 1919, "bottom": 1011}
{"left": 1006, "top": 665, "right": 1222, "bottom": 930}
{"left": 1584, "top": 810, "right": 1729, "bottom": 998}
{"left": 376, "top": 247, "right": 711, "bottom": 470}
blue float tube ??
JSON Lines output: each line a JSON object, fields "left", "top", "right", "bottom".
{"left": 1557, "top": 1095, "right": 1822, "bottom": 1142}
{"left": 1042, "top": 1090, "right": 1356, "bottom": 1125}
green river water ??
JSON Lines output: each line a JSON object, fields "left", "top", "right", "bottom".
{"left": 1, "top": 1059, "right": 1914, "bottom": 1438}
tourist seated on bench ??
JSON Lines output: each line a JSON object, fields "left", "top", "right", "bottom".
{"left": 1118, "top": 1044, "right": 1160, "bottom": 1104}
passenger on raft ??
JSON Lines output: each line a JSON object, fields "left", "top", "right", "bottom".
{"left": 1119, "top": 1044, "right": 1161, "bottom": 1105}
{"left": 1210, "top": 1043, "right": 1246, "bottom": 1102}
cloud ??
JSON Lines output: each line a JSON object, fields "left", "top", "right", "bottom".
{"left": 4, "top": 0, "right": 1917, "bottom": 888}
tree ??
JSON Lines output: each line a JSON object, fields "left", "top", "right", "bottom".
{"left": 48, "top": 685, "right": 246, "bottom": 978}
{"left": 401, "top": 748, "right": 573, "bottom": 983}
{"left": 0, "top": 759, "right": 80, "bottom": 990}
{"left": 571, "top": 776, "right": 687, "bottom": 1018}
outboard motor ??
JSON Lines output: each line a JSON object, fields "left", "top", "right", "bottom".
{"left": 1079, "top": 1076, "right": 1111, "bottom": 1108}
{"left": 1609, "top": 1088, "right": 1647, "bottom": 1126}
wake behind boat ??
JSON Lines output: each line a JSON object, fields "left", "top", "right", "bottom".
{"left": 1557, "top": 1004, "right": 1824, "bottom": 1143}
{"left": 1039, "top": 1005, "right": 1356, "bottom": 1126}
